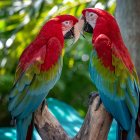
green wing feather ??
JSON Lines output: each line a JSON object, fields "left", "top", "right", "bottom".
{"left": 9, "top": 45, "right": 46, "bottom": 99}
{"left": 91, "top": 34, "right": 139, "bottom": 118}
{"left": 9, "top": 37, "right": 63, "bottom": 118}
{"left": 112, "top": 46, "right": 139, "bottom": 118}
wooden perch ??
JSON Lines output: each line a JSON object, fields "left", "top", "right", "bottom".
{"left": 34, "top": 104, "right": 70, "bottom": 140}
{"left": 34, "top": 95, "right": 113, "bottom": 140}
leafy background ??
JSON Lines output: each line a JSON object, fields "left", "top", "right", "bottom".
{"left": 0, "top": 0, "right": 116, "bottom": 126}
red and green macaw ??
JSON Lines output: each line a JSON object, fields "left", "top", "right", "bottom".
{"left": 78, "top": 8, "right": 140, "bottom": 140}
{"left": 8, "top": 15, "right": 79, "bottom": 140}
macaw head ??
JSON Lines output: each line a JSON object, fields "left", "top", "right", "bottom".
{"left": 55, "top": 15, "right": 78, "bottom": 39}
{"left": 78, "top": 8, "right": 122, "bottom": 42}
{"left": 81, "top": 8, "right": 99, "bottom": 33}
{"left": 38, "top": 15, "right": 81, "bottom": 44}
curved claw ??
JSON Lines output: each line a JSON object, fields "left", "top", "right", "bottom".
{"left": 41, "top": 100, "right": 46, "bottom": 115}
{"left": 88, "top": 92, "right": 102, "bottom": 111}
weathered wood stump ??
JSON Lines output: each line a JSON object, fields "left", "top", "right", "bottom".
{"left": 34, "top": 95, "right": 113, "bottom": 140}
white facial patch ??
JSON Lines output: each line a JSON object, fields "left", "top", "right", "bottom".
{"left": 62, "top": 20, "right": 73, "bottom": 36}
{"left": 85, "top": 11, "right": 98, "bottom": 29}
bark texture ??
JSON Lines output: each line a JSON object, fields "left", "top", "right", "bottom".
{"left": 116, "top": 0, "right": 140, "bottom": 77}
{"left": 34, "top": 96, "right": 113, "bottom": 140}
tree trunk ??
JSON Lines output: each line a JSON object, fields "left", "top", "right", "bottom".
{"left": 116, "top": 0, "right": 140, "bottom": 77}
{"left": 34, "top": 95, "right": 113, "bottom": 140}
{"left": 116, "top": 1, "right": 140, "bottom": 139}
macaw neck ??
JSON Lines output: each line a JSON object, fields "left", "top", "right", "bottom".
{"left": 92, "top": 17, "right": 124, "bottom": 48}
{"left": 38, "top": 20, "right": 64, "bottom": 47}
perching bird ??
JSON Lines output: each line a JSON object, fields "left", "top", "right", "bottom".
{"left": 78, "top": 8, "right": 140, "bottom": 140}
{"left": 8, "top": 15, "right": 79, "bottom": 140}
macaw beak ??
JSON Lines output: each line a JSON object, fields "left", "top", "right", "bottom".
{"left": 64, "top": 24, "right": 81, "bottom": 44}
{"left": 64, "top": 16, "right": 88, "bottom": 44}
{"left": 77, "top": 15, "right": 93, "bottom": 34}
{"left": 83, "top": 22, "right": 93, "bottom": 33}
{"left": 82, "top": 16, "right": 93, "bottom": 34}
{"left": 73, "top": 16, "right": 85, "bottom": 43}
{"left": 64, "top": 27, "right": 74, "bottom": 39}
{"left": 64, "top": 16, "right": 85, "bottom": 43}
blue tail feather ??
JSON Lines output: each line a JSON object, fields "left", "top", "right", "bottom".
{"left": 116, "top": 123, "right": 127, "bottom": 140}
{"left": 127, "top": 119, "right": 135, "bottom": 140}
{"left": 16, "top": 114, "right": 33, "bottom": 140}
{"left": 116, "top": 120, "right": 136, "bottom": 140}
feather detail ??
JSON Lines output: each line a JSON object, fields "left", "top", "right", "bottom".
{"left": 90, "top": 48, "right": 139, "bottom": 117}
{"left": 9, "top": 58, "right": 62, "bottom": 118}
{"left": 82, "top": 8, "right": 140, "bottom": 140}
{"left": 26, "top": 114, "right": 34, "bottom": 140}
{"left": 41, "top": 37, "right": 63, "bottom": 71}
{"left": 8, "top": 14, "right": 79, "bottom": 140}
{"left": 16, "top": 114, "right": 32, "bottom": 140}
{"left": 8, "top": 37, "right": 63, "bottom": 139}
{"left": 89, "top": 34, "right": 139, "bottom": 140}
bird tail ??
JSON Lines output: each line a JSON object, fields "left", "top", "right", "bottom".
{"left": 16, "top": 114, "right": 34, "bottom": 140}
{"left": 116, "top": 120, "right": 135, "bottom": 140}
{"left": 127, "top": 119, "right": 136, "bottom": 140}
{"left": 116, "top": 123, "right": 127, "bottom": 140}
{"left": 135, "top": 105, "right": 140, "bottom": 138}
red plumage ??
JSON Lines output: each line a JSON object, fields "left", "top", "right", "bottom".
{"left": 8, "top": 14, "right": 78, "bottom": 140}
{"left": 81, "top": 8, "right": 140, "bottom": 140}
{"left": 94, "top": 34, "right": 115, "bottom": 71}
{"left": 18, "top": 15, "right": 78, "bottom": 72}
{"left": 82, "top": 8, "right": 134, "bottom": 73}
{"left": 18, "top": 21, "right": 63, "bottom": 72}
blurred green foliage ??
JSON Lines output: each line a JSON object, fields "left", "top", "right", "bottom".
{"left": 0, "top": 0, "right": 116, "bottom": 126}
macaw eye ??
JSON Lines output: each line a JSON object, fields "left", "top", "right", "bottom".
{"left": 62, "top": 21, "right": 69, "bottom": 25}
{"left": 65, "top": 21, "right": 69, "bottom": 24}
{"left": 62, "top": 20, "right": 73, "bottom": 26}
{"left": 89, "top": 12, "right": 94, "bottom": 17}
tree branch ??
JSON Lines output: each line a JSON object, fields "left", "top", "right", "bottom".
{"left": 34, "top": 95, "right": 113, "bottom": 140}
{"left": 34, "top": 105, "right": 70, "bottom": 140}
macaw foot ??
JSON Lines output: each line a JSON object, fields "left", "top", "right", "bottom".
{"left": 41, "top": 100, "right": 46, "bottom": 114}
{"left": 88, "top": 92, "right": 102, "bottom": 111}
